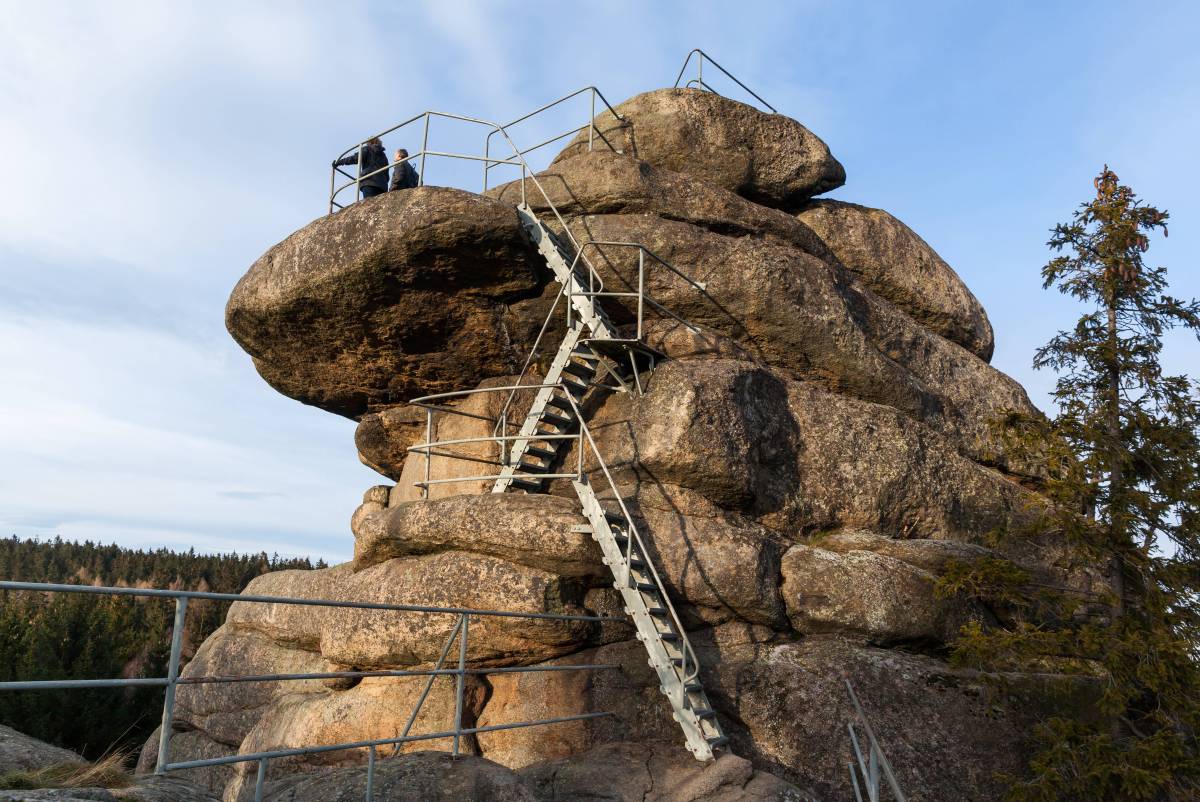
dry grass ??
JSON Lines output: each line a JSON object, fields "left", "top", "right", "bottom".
{"left": 0, "top": 750, "right": 133, "bottom": 790}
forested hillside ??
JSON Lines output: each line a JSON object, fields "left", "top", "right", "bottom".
{"left": 0, "top": 536, "right": 323, "bottom": 759}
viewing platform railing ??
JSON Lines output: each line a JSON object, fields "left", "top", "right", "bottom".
{"left": 0, "top": 580, "right": 619, "bottom": 802}
{"left": 672, "top": 48, "right": 777, "bottom": 113}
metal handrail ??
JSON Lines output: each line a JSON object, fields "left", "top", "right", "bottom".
{"left": 482, "top": 85, "right": 624, "bottom": 190}
{"left": 567, "top": 241, "right": 708, "bottom": 339}
{"left": 327, "top": 107, "right": 615, "bottom": 298}
{"left": 846, "top": 679, "right": 907, "bottom": 802}
{"left": 672, "top": 48, "right": 777, "bottom": 113}
{"left": 403, "top": 382, "right": 702, "bottom": 690}
{"left": 0, "top": 580, "right": 619, "bottom": 802}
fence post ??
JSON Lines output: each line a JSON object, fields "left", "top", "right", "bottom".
{"left": 452, "top": 614, "right": 468, "bottom": 757}
{"left": 355, "top": 144, "right": 362, "bottom": 198}
{"left": 420, "top": 114, "right": 430, "bottom": 187}
{"left": 588, "top": 89, "right": 595, "bottom": 152}
{"left": 155, "top": 596, "right": 188, "bottom": 774}
{"left": 365, "top": 744, "right": 376, "bottom": 802}
{"left": 423, "top": 408, "right": 432, "bottom": 500}
{"left": 254, "top": 757, "right": 267, "bottom": 802}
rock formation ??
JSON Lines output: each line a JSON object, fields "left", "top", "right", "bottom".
{"left": 169, "top": 87, "right": 1100, "bottom": 801}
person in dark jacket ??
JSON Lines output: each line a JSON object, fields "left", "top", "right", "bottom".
{"left": 333, "top": 137, "right": 389, "bottom": 199}
{"left": 390, "top": 148, "right": 420, "bottom": 191}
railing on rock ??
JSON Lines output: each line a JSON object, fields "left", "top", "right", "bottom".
{"left": 846, "top": 679, "right": 907, "bottom": 802}
{"left": 672, "top": 48, "right": 777, "bottom": 113}
{"left": 328, "top": 86, "right": 624, "bottom": 213}
{"left": 0, "top": 580, "right": 619, "bottom": 802}
{"left": 405, "top": 381, "right": 705, "bottom": 712}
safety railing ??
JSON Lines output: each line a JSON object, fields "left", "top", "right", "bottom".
{"left": 483, "top": 86, "right": 624, "bottom": 192}
{"left": 405, "top": 382, "right": 704, "bottom": 695}
{"left": 846, "top": 679, "right": 907, "bottom": 802}
{"left": 328, "top": 86, "right": 623, "bottom": 213}
{"left": 491, "top": 241, "right": 712, "bottom": 433}
{"left": 0, "top": 580, "right": 619, "bottom": 802}
{"left": 672, "top": 48, "right": 777, "bottom": 113}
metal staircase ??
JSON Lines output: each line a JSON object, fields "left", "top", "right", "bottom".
{"left": 483, "top": 205, "right": 727, "bottom": 760}
{"left": 380, "top": 61, "right": 770, "bottom": 760}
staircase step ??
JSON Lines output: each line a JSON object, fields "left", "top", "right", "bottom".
{"left": 629, "top": 558, "right": 646, "bottom": 571}
{"left": 544, "top": 395, "right": 574, "bottom": 413}
{"left": 659, "top": 632, "right": 680, "bottom": 643}
{"left": 692, "top": 708, "right": 717, "bottom": 719}
{"left": 561, "top": 361, "right": 596, "bottom": 380}
{"left": 509, "top": 478, "right": 543, "bottom": 493}
{"left": 561, "top": 378, "right": 589, "bottom": 397}
{"left": 636, "top": 582, "right": 660, "bottom": 594}
{"left": 707, "top": 736, "right": 730, "bottom": 749}
{"left": 539, "top": 411, "right": 575, "bottom": 429}
{"left": 684, "top": 682, "right": 704, "bottom": 693}
{"left": 517, "top": 462, "right": 552, "bottom": 475}
{"left": 523, "top": 446, "right": 557, "bottom": 461}
{"left": 647, "top": 607, "right": 668, "bottom": 618}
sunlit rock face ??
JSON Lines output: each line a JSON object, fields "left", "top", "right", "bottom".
{"left": 180, "top": 87, "right": 1099, "bottom": 802}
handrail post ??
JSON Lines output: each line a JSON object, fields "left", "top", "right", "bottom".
{"left": 637, "top": 249, "right": 645, "bottom": 340}
{"left": 420, "top": 114, "right": 430, "bottom": 187}
{"left": 423, "top": 409, "right": 432, "bottom": 499}
{"left": 155, "top": 596, "right": 188, "bottom": 774}
{"left": 254, "top": 757, "right": 267, "bottom": 802}
{"left": 588, "top": 89, "right": 595, "bottom": 152}
{"left": 365, "top": 744, "right": 376, "bottom": 802}
{"left": 355, "top": 144, "right": 362, "bottom": 199}
{"left": 482, "top": 133, "right": 490, "bottom": 193}
{"left": 452, "top": 614, "right": 468, "bottom": 757}
{"left": 328, "top": 163, "right": 336, "bottom": 215}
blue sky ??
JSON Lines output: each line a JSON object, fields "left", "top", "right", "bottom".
{"left": 1, "top": 1, "right": 1197, "bottom": 563}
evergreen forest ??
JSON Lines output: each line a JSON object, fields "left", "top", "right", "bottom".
{"left": 0, "top": 536, "right": 322, "bottom": 760}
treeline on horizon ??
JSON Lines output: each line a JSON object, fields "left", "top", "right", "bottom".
{"left": 0, "top": 536, "right": 325, "bottom": 761}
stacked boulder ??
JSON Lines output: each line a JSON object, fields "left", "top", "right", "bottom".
{"left": 153, "top": 88, "right": 1101, "bottom": 801}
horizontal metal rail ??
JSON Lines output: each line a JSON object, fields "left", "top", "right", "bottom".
{"left": 164, "top": 711, "right": 612, "bottom": 772}
{"left": 672, "top": 48, "right": 777, "bottom": 113}
{"left": 0, "top": 581, "right": 622, "bottom": 802}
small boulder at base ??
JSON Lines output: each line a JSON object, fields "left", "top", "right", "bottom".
{"left": 553, "top": 88, "right": 845, "bottom": 210}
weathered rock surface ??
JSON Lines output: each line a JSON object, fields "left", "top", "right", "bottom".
{"left": 0, "top": 776, "right": 220, "bottom": 802}
{"left": 519, "top": 741, "right": 811, "bottom": 801}
{"left": 573, "top": 357, "right": 1032, "bottom": 543}
{"left": 797, "top": 199, "right": 995, "bottom": 360}
{"left": 0, "top": 724, "right": 82, "bottom": 773}
{"left": 225, "top": 187, "right": 544, "bottom": 418}
{"left": 257, "top": 751, "right": 536, "bottom": 802}
{"left": 554, "top": 89, "right": 845, "bottom": 210}
{"left": 559, "top": 212, "right": 1037, "bottom": 471}
{"left": 780, "top": 542, "right": 977, "bottom": 645}
{"left": 700, "top": 633, "right": 1048, "bottom": 802}
{"left": 354, "top": 405, "right": 426, "bottom": 479}
{"left": 225, "top": 558, "right": 593, "bottom": 668}
{"left": 352, "top": 492, "right": 602, "bottom": 577}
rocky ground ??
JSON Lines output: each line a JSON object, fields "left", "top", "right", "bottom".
{"left": 131, "top": 87, "right": 1106, "bottom": 801}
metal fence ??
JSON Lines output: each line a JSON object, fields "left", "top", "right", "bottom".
{"left": 0, "top": 580, "right": 619, "bottom": 802}
{"left": 328, "top": 86, "right": 624, "bottom": 213}
{"left": 846, "top": 679, "right": 907, "bottom": 802}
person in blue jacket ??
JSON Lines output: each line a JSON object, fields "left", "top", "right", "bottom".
{"left": 390, "top": 148, "right": 420, "bottom": 191}
{"left": 333, "top": 137, "right": 389, "bottom": 199}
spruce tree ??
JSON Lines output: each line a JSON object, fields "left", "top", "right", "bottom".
{"left": 940, "top": 167, "right": 1200, "bottom": 800}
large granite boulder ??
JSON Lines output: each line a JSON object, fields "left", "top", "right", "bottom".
{"left": 0, "top": 724, "right": 82, "bottom": 774}
{"left": 225, "top": 187, "right": 544, "bottom": 418}
{"left": 797, "top": 199, "right": 995, "bottom": 360}
{"left": 553, "top": 88, "right": 845, "bottom": 210}
{"left": 201, "top": 80, "right": 1087, "bottom": 802}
